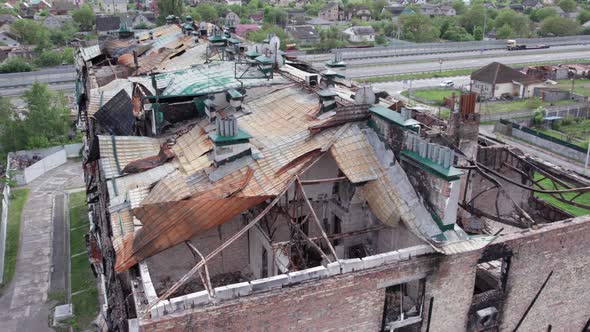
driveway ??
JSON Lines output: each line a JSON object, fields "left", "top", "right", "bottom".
{"left": 0, "top": 161, "right": 83, "bottom": 332}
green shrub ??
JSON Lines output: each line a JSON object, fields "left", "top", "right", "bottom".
{"left": 0, "top": 57, "right": 33, "bottom": 73}
{"left": 35, "top": 50, "right": 63, "bottom": 67}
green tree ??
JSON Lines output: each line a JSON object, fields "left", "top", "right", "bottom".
{"left": 539, "top": 16, "right": 581, "bottom": 36}
{"left": 10, "top": 20, "right": 50, "bottom": 48}
{"left": 264, "top": 7, "right": 287, "bottom": 26}
{"left": 473, "top": 26, "right": 483, "bottom": 40}
{"left": 304, "top": 0, "right": 326, "bottom": 16}
{"left": 558, "top": 0, "right": 577, "bottom": 12}
{"left": 35, "top": 50, "right": 63, "bottom": 67}
{"left": 452, "top": 0, "right": 466, "bottom": 15}
{"left": 578, "top": 10, "right": 590, "bottom": 24}
{"left": 22, "top": 82, "right": 70, "bottom": 148}
{"left": 72, "top": 4, "right": 95, "bottom": 31}
{"left": 62, "top": 47, "right": 75, "bottom": 65}
{"left": 443, "top": 25, "right": 474, "bottom": 41}
{"left": 375, "top": 34, "right": 386, "bottom": 44}
{"left": 193, "top": 3, "right": 218, "bottom": 22}
{"left": 460, "top": 4, "right": 485, "bottom": 34}
{"left": 369, "top": 0, "right": 388, "bottom": 19}
{"left": 399, "top": 13, "right": 440, "bottom": 42}
{"left": 496, "top": 23, "right": 514, "bottom": 39}
{"left": 157, "top": 0, "right": 184, "bottom": 25}
{"left": 494, "top": 9, "right": 531, "bottom": 37}
{"left": 530, "top": 7, "right": 558, "bottom": 22}
{"left": 0, "top": 97, "right": 25, "bottom": 154}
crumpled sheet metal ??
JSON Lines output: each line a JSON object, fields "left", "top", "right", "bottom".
{"left": 121, "top": 142, "right": 176, "bottom": 175}
{"left": 114, "top": 168, "right": 270, "bottom": 272}
{"left": 329, "top": 124, "right": 380, "bottom": 183}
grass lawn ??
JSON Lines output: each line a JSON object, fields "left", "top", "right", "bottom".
{"left": 402, "top": 88, "right": 462, "bottom": 106}
{"left": 533, "top": 173, "right": 590, "bottom": 217}
{"left": 479, "top": 98, "right": 577, "bottom": 114}
{"left": 67, "top": 191, "right": 99, "bottom": 330}
{"left": 555, "top": 79, "right": 590, "bottom": 97}
{"left": 0, "top": 188, "right": 29, "bottom": 293}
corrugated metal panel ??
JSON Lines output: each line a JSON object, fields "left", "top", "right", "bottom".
{"left": 155, "top": 42, "right": 208, "bottom": 72}
{"left": 80, "top": 45, "right": 101, "bottom": 61}
{"left": 93, "top": 90, "right": 134, "bottom": 135}
{"left": 87, "top": 79, "right": 133, "bottom": 117}
{"left": 107, "top": 161, "right": 178, "bottom": 200}
{"left": 98, "top": 135, "right": 163, "bottom": 179}
{"left": 330, "top": 124, "right": 380, "bottom": 183}
{"left": 438, "top": 235, "right": 495, "bottom": 255}
{"left": 110, "top": 206, "right": 135, "bottom": 240}
{"left": 115, "top": 168, "right": 269, "bottom": 272}
{"left": 171, "top": 125, "right": 213, "bottom": 174}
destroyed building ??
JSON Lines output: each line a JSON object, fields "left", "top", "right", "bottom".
{"left": 76, "top": 21, "right": 590, "bottom": 332}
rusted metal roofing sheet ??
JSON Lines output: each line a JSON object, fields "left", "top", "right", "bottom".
{"left": 107, "top": 161, "right": 178, "bottom": 204}
{"left": 137, "top": 25, "right": 182, "bottom": 42}
{"left": 110, "top": 206, "right": 134, "bottom": 242}
{"left": 98, "top": 135, "right": 164, "bottom": 179}
{"left": 329, "top": 124, "right": 380, "bottom": 183}
{"left": 136, "top": 48, "right": 175, "bottom": 75}
{"left": 115, "top": 168, "right": 270, "bottom": 272}
{"left": 171, "top": 125, "right": 213, "bottom": 174}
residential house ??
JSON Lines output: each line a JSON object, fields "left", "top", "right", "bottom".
{"left": 249, "top": 11, "right": 264, "bottom": 24}
{"left": 0, "top": 24, "right": 19, "bottom": 47}
{"left": 235, "top": 23, "right": 260, "bottom": 37}
{"left": 96, "top": 15, "right": 121, "bottom": 35}
{"left": 98, "top": 0, "right": 127, "bottom": 14}
{"left": 470, "top": 62, "right": 545, "bottom": 99}
{"left": 49, "top": 1, "right": 76, "bottom": 15}
{"left": 508, "top": 3, "right": 524, "bottom": 12}
{"left": 225, "top": 0, "right": 242, "bottom": 5}
{"left": 343, "top": 26, "right": 375, "bottom": 43}
{"left": 549, "top": 6, "right": 566, "bottom": 17}
{"left": 523, "top": 65, "right": 570, "bottom": 81}
{"left": 583, "top": 20, "right": 590, "bottom": 29}
{"left": 305, "top": 17, "right": 332, "bottom": 27}
{"left": 29, "top": 0, "right": 51, "bottom": 11}
{"left": 400, "top": 0, "right": 426, "bottom": 5}
{"left": 286, "top": 8, "right": 305, "bottom": 24}
{"left": 43, "top": 14, "right": 72, "bottom": 28}
{"left": 285, "top": 25, "right": 320, "bottom": 46}
{"left": 346, "top": 4, "right": 372, "bottom": 21}
{"left": 131, "top": 12, "right": 156, "bottom": 27}
{"left": 420, "top": 4, "right": 456, "bottom": 17}
{"left": 220, "top": 10, "right": 240, "bottom": 27}
{"left": 0, "top": 14, "right": 17, "bottom": 26}
{"left": 318, "top": 1, "right": 342, "bottom": 21}
{"left": 522, "top": 0, "right": 544, "bottom": 9}
{"left": 270, "top": 0, "right": 289, "bottom": 6}
{"left": 382, "top": 5, "right": 414, "bottom": 18}
{"left": 1, "top": 3, "right": 14, "bottom": 10}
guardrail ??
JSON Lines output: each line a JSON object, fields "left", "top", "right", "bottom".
{"left": 331, "top": 35, "right": 590, "bottom": 59}
{"left": 0, "top": 154, "right": 12, "bottom": 284}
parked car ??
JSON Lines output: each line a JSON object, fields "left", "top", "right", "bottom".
{"left": 439, "top": 80, "right": 454, "bottom": 87}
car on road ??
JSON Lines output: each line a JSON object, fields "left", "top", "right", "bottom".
{"left": 439, "top": 80, "right": 454, "bottom": 87}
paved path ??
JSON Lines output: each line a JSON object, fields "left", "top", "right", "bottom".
{"left": 0, "top": 161, "right": 83, "bottom": 332}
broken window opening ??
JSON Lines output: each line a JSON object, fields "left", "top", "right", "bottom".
{"left": 333, "top": 215, "right": 342, "bottom": 246}
{"left": 381, "top": 278, "right": 426, "bottom": 332}
{"left": 261, "top": 247, "right": 268, "bottom": 278}
{"left": 469, "top": 248, "right": 512, "bottom": 332}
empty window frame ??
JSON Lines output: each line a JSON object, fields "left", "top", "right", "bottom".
{"left": 381, "top": 278, "right": 426, "bottom": 332}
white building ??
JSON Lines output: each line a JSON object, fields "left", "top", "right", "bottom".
{"left": 342, "top": 26, "right": 375, "bottom": 43}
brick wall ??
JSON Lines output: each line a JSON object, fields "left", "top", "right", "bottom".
{"left": 498, "top": 217, "right": 590, "bottom": 331}
{"left": 138, "top": 251, "right": 480, "bottom": 332}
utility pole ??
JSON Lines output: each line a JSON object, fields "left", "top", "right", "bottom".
{"left": 439, "top": 58, "right": 443, "bottom": 73}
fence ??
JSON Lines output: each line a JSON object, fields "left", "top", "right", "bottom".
{"left": 0, "top": 154, "right": 12, "bottom": 284}
{"left": 480, "top": 103, "right": 589, "bottom": 122}
{"left": 499, "top": 119, "right": 588, "bottom": 162}
{"left": 330, "top": 35, "right": 590, "bottom": 59}
{"left": 13, "top": 143, "right": 83, "bottom": 186}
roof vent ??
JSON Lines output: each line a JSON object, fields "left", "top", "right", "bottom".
{"left": 204, "top": 98, "right": 217, "bottom": 123}
{"left": 216, "top": 115, "right": 237, "bottom": 137}
{"left": 404, "top": 132, "right": 455, "bottom": 169}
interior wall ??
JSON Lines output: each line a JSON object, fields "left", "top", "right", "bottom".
{"left": 145, "top": 216, "right": 250, "bottom": 295}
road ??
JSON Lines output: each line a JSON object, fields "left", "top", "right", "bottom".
{"left": 373, "top": 76, "right": 472, "bottom": 97}
{"left": 342, "top": 48, "right": 590, "bottom": 78}
{"left": 0, "top": 65, "right": 76, "bottom": 97}
{"left": 300, "top": 44, "right": 590, "bottom": 65}
{"left": 0, "top": 161, "right": 83, "bottom": 332}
